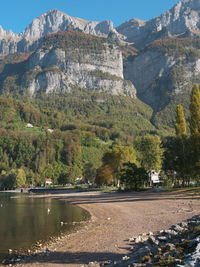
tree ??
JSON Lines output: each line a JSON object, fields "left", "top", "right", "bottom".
{"left": 175, "top": 105, "right": 187, "bottom": 137}
{"left": 137, "top": 135, "right": 163, "bottom": 186}
{"left": 102, "top": 145, "right": 136, "bottom": 186}
{"left": 163, "top": 137, "right": 193, "bottom": 187}
{"left": 174, "top": 105, "right": 191, "bottom": 186}
{"left": 0, "top": 170, "right": 16, "bottom": 189}
{"left": 95, "top": 165, "right": 113, "bottom": 186}
{"left": 58, "top": 170, "right": 70, "bottom": 185}
{"left": 68, "top": 165, "right": 82, "bottom": 184}
{"left": 15, "top": 168, "right": 26, "bottom": 188}
{"left": 189, "top": 84, "right": 200, "bottom": 136}
{"left": 64, "top": 135, "right": 81, "bottom": 166}
{"left": 120, "top": 162, "right": 148, "bottom": 190}
{"left": 188, "top": 84, "right": 200, "bottom": 180}
{"left": 83, "top": 163, "right": 96, "bottom": 184}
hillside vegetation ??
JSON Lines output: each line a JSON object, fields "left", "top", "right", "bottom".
{"left": 0, "top": 91, "right": 159, "bottom": 189}
{"left": 0, "top": 91, "right": 156, "bottom": 138}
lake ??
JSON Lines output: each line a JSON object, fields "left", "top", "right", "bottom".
{"left": 0, "top": 192, "right": 89, "bottom": 262}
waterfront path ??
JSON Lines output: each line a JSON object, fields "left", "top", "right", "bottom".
{"left": 20, "top": 190, "right": 200, "bottom": 266}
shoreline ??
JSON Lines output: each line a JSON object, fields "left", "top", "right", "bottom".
{"left": 0, "top": 192, "right": 93, "bottom": 266}
{"left": 3, "top": 190, "right": 200, "bottom": 266}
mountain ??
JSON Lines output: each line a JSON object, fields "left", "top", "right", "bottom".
{"left": 119, "top": 0, "right": 200, "bottom": 131}
{"left": 4, "top": 1, "right": 200, "bottom": 190}
{"left": 124, "top": 38, "right": 200, "bottom": 130}
{"left": 0, "top": 31, "right": 136, "bottom": 98}
{"left": 0, "top": 9, "right": 123, "bottom": 55}
{"left": 124, "top": 38, "right": 200, "bottom": 109}
{"left": 116, "top": 0, "right": 200, "bottom": 47}
{"left": 22, "top": 9, "right": 116, "bottom": 40}
{"left": 2, "top": 0, "right": 200, "bottom": 135}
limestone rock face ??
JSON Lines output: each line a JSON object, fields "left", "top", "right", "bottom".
{"left": 124, "top": 51, "right": 174, "bottom": 109}
{"left": 16, "top": 34, "right": 136, "bottom": 98}
{"left": 0, "top": 26, "right": 16, "bottom": 38}
{"left": 116, "top": 0, "right": 200, "bottom": 46}
{"left": 26, "top": 45, "right": 124, "bottom": 79}
{"left": 0, "top": 25, "right": 21, "bottom": 54}
{"left": 124, "top": 39, "right": 200, "bottom": 109}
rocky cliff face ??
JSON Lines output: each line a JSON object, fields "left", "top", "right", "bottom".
{"left": 0, "top": 25, "right": 21, "bottom": 54}
{"left": 0, "top": 31, "right": 136, "bottom": 98}
{"left": 116, "top": 0, "right": 200, "bottom": 129}
{"left": 117, "top": 0, "right": 200, "bottom": 47}
{"left": 124, "top": 38, "right": 200, "bottom": 110}
{"left": 124, "top": 50, "right": 169, "bottom": 109}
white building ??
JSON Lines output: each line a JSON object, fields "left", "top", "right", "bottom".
{"left": 150, "top": 171, "right": 160, "bottom": 185}
{"left": 26, "top": 123, "right": 33, "bottom": 128}
{"left": 45, "top": 178, "right": 52, "bottom": 186}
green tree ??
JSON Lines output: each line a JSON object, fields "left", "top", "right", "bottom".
{"left": 175, "top": 105, "right": 187, "bottom": 137}
{"left": 0, "top": 170, "right": 16, "bottom": 189}
{"left": 120, "top": 162, "right": 148, "bottom": 190}
{"left": 188, "top": 84, "right": 200, "bottom": 180}
{"left": 15, "top": 168, "right": 26, "bottom": 188}
{"left": 189, "top": 84, "right": 200, "bottom": 135}
{"left": 163, "top": 137, "right": 193, "bottom": 187}
{"left": 173, "top": 105, "right": 190, "bottom": 186}
{"left": 83, "top": 163, "right": 96, "bottom": 184}
{"left": 137, "top": 135, "right": 163, "bottom": 186}
{"left": 58, "top": 170, "right": 70, "bottom": 185}
{"left": 68, "top": 165, "right": 82, "bottom": 184}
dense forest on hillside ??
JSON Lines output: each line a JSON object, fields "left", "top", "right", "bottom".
{"left": 0, "top": 91, "right": 160, "bottom": 189}
{"left": 0, "top": 91, "right": 156, "bottom": 136}
{"left": 1, "top": 83, "right": 200, "bottom": 190}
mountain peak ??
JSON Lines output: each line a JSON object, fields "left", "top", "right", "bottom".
{"left": 0, "top": 25, "right": 16, "bottom": 40}
{"left": 183, "top": 0, "right": 200, "bottom": 10}
{"left": 20, "top": 9, "right": 114, "bottom": 40}
{"left": 45, "top": 9, "right": 73, "bottom": 17}
{"left": 48, "top": 8, "right": 60, "bottom": 13}
{"left": 116, "top": 0, "right": 200, "bottom": 46}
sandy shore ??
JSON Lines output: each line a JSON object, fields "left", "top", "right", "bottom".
{"left": 19, "top": 190, "right": 200, "bottom": 267}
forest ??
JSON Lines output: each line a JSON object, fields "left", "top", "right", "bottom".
{"left": 0, "top": 84, "right": 200, "bottom": 190}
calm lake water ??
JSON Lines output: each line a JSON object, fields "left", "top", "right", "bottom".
{"left": 0, "top": 192, "right": 89, "bottom": 262}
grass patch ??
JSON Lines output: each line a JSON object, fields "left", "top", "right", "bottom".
{"left": 22, "top": 127, "right": 44, "bottom": 135}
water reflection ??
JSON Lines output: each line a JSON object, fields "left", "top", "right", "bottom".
{"left": 0, "top": 193, "right": 89, "bottom": 261}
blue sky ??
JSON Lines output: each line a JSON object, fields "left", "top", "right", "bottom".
{"left": 1, "top": 0, "right": 179, "bottom": 33}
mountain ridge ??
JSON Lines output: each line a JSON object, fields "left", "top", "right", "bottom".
{"left": 1, "top": 0, "right": 200, "bottom": 135}
{"left": 117, "top": 0, "right": 200, "bottom": 47}
{"left": 0, "top": 9, "right": 123, "bottom": 55}
{"left": 2, "top": 0, "right": 200, "bottom": 54}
